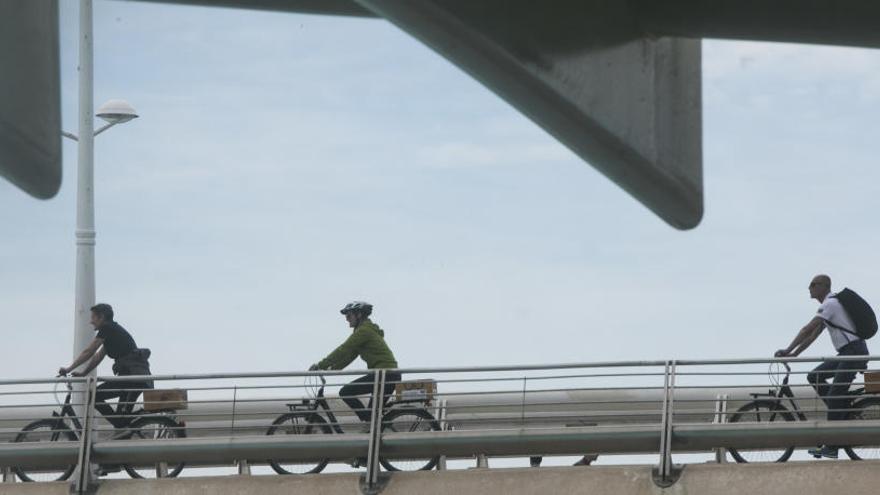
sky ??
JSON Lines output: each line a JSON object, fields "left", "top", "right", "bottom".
{"left": 2, "top": 1, "right": 880, "bottom": 381}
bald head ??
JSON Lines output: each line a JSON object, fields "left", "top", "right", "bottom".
{"left": 809, "top": 274, "right": 832, "bottom": 302}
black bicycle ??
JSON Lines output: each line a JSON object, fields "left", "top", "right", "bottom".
{"left": 727, "top": 362, "right": 880, "bottom": 463}
{"left": 12, "top": 381, "right": 187, "bottom": 481}
{"left": 266, "top": 375, "right": 442, "bottom": 474}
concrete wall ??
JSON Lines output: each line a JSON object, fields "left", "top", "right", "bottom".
{"left": 4, "top": 461, "right": 880, "bottom": 495}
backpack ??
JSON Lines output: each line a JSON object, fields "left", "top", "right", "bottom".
{"left": 829, "top": 288, "right": 878, "bottom": 340}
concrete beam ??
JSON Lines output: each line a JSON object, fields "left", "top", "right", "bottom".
{"left": 6, "top": 461, "right": 880, "bottom": 495}
{"left": 637, "top": 0, "right": 880, "bottom": 48}
{"left": 0, "top": 0, "right": 61, "bottom": 199}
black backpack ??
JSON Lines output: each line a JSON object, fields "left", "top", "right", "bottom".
{"left": 829, "top": 288, "right": 878, "bottom": 340}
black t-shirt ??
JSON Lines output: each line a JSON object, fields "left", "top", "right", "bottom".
{"left": 95, "top": 321, "right": 137, "bottom": 360}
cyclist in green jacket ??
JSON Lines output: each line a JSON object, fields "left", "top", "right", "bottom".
{"left": 310, "top": 301, "right": 401, "bottom": 424}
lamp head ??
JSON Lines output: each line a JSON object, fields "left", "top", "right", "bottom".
{"left": 96, "top": 99, "right": 138, "bottom": 124}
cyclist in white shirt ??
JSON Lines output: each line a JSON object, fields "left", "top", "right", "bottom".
{"left": 775, "top": 274, "right": 870, "bottom": 459}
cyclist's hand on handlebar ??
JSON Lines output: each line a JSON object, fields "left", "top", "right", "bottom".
{"left": 774, "top": 349, "right": 789, "bottom": 358}
{"left": 70, "top": 371, "right": 85, "bottom": 377}
{"left": 308, "top": 363, "right": 320, "bottom": 372}
{"left": 57, "top": 367, "right": 69, "bottom": 377}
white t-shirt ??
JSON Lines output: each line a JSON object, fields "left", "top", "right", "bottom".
{"left": 817, "top": 293, "right": 860, "bottom": 351}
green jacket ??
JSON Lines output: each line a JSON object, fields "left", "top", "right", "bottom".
{"left": 318, "top": 319, "right": 398, "bottom": 370}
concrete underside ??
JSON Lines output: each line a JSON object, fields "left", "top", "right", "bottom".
{"left": 6, "top": 461, "right": 880, "bottom": 495}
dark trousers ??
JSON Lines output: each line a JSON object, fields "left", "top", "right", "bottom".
{"left": 94, "top": 380, "right": 150, "bottom": 429}
{"left": 807, "top": 340, "right": 869, "bottom": 421}
{"left": 340, "top": 371, "right": 402, "bottom": 422}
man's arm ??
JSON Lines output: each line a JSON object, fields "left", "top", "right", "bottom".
{"left": 58, "top": 337, "right": 104, "bottom": 375}
{"left": 315, "top": 330, "right": 367, "bottom": 370}
{"left": 776, "top": 317, "right": 825, "bottom": 357}
{"left": 74, "top": 347, "right": 107, "bottom": 376}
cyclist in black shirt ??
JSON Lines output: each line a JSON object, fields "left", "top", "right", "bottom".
{"left": 58, "top": 303, "right": 152, "bottom": 429}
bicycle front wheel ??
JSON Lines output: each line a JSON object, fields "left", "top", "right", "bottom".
{"left": 13, "top": 419, "right": 78, "bottom": 482}
{"left": 845, "top": 397, "right": 880, "bottom": 460}
{"left": 727, "top": 400, "right": 795, "bottom": 463}
{"left": 266, "top": 413, "right": 332, "bottom": 474}
{"left": 123, "top": 416, "right": 186, "bottom": 479}
{"left": 379, "top": 408, "right": 441, "bottom": 472}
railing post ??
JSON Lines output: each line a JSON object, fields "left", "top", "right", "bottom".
{"left": 436, "top": 399, "right": 448, "bottom": 470}
{"left": 72, "top": 376, "right": 99, "bottom": 494}
{"left": 232, "top": 385, "right": 251, "bottom": 475}
{"left": 713, "top": 393, "right": 729, "bottom": 463}
{"left": 654, "top": 360, "right": 679, "bottom": 487}
{"left": 362, "top": 369, "right": 387, "bottom": 494}
{"left": 2, "top": 466, "right": 14, "bottom": 483}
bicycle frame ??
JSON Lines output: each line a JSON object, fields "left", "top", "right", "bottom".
{"left": 750, "top": 363, "right": 868, "bottom": 422}
{"left": 46, "top": 386, "right": 85, "bottom": 436}
{"left": 51, "top": 381, "right": 172, "bottom": 436}
{"left": 748, "top": 367, "right": 809, "bottom": 421}
{"left": 285, "top": 381, "right": 346, "bottom": 434}
{"left": 285, "top": 376, "right": 428, "bottom": 435}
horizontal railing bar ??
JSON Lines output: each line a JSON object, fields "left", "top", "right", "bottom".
{"left": 673, "top": 419, "right": 880, "bottom": 449}
{"left": 0, "top": 378, "right": 87, "bottom": 386}
{"left": 427, "top": 373, "right": 667, "bottom": 385}
{"left": 675, "top": 356, "right": 880, "bottom": 366}
{"left": 2, "top": 355, "right": 879, "bottom": 387}
{"left": 7, "top": 419, "right": 880, "bottom": 470}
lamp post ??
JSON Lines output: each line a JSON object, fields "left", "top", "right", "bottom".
{"left": 66, "top": 0, "right": 139, "bottom": 379}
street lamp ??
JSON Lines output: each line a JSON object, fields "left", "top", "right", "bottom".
{"left": 61, "top": 99, "right": 139, "bottom": 142}
{"left": 96, "top": 99, "right": 139, "bottom": 125}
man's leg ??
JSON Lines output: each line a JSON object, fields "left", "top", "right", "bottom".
{"left": 826, "top": 347, "right": 868, "bottom": 421}
{"left": 826, "top": 366, "right": 859, "bottom": 421}
{"left": 807, "top": 360, "right": 838, "bottom": 416}
{"left": 114, "top": 381, "right": 147, "bottom": 429}
{"left": 339, "top": 374, "right": 376, "bottom": 422}
{"left": 806, "top": 360, "right": 842, "bottom": 458}
{"left": 371, "top": 371, "right": 402, "bottom": 414}
{"left": 94, "top": 382, "right": 127, "bottom": 429}
{"left": 808, "top": 346, "right": 868, "bottom": 458}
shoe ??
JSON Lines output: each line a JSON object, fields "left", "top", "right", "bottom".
{"left": 807, "top": 446, "right": 838, "bottom": 459}
{"left": 97, "top": 464, "right": 122, "bottom": 476}
{"left": 529, "top": 456, "right": 542, "bottom": 468}
{"left": 573, "top": 454, "right": 598, "bottom": 466}
{"left": 346, "top": 457, "right": 367, "bottom": 468}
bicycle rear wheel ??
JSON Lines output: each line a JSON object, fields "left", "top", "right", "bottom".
{"left": 12, "top": 419, "right": 78, "bottom": 482}
{"left": 845, "top": 397, "right": 880, "bottom": 460}
{"left": 379, "top": 408, "right": 441, "bottom": 472}
{"left": 266, "top": 413, "right": 332, "bottom": 474}
{"left": 727, "top": 400, "right": 795, "bottom": 463}
{"left": 122, "top": 416, "right": 186, "bottom": 478}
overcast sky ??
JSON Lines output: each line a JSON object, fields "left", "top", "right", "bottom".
{"left": 2, "top": 1, "right": 879, "bottom": 380}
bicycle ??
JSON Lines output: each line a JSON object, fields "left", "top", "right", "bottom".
{"left": 11, "top": 380, "right": 187, "bottom": 481}
{"left": 727, "top": 362, "right": 880, "bottom": 463}
{"left": 265, "top": 375, "right": 442, "bottom": 474}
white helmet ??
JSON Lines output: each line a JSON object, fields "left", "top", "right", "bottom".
{"left": 340, "top": 301, "right": 373, "bottom": 316}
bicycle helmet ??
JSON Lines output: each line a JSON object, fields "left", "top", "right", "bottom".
{"left": 340, "top": 301, "right": 373, "bottom": 316}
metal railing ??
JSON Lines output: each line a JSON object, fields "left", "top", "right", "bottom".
{"left": 2, "top": 355, "right": 880, "bottom": 492}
